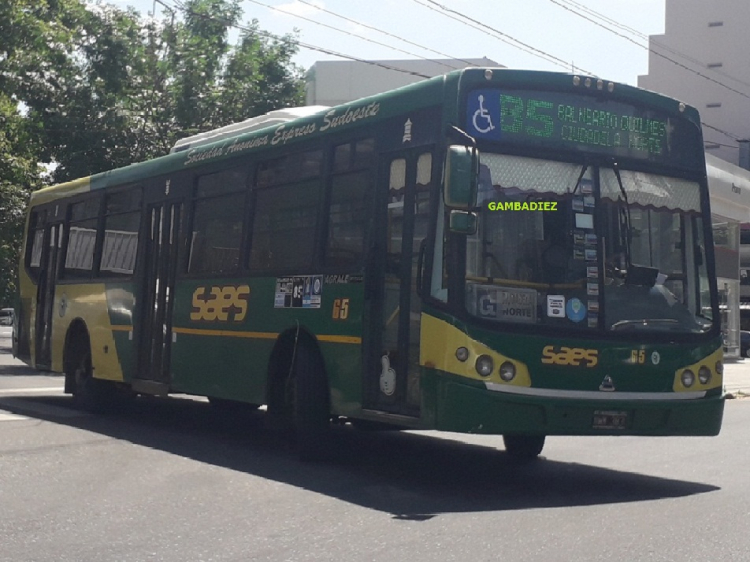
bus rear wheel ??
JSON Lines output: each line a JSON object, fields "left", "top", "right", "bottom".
{"left": 67, "top": 336, "right": 104, "bottom": 413}
{"left": 267, "top": 339, "right": 331, "bottom": 461}
{"left": 502, "top": 435, "right": 545, "bottom": 460}
{"left": 293, "top": 343, "right": 331, "bottom": 461}
{"left": 66, "top": 334, "right": 132, "bottom": 413}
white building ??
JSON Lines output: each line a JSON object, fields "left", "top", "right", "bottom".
{"left": 706, "top": 154, "right": 750, "bottom": 356}
{"left": 638, "top": 0, "right": 750, "bottom": 166}
{"left": 305, "top": 57, "right": 501, "bottom": 106}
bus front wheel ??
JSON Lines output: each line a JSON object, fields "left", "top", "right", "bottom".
{"left": 502, "top": 435, "right": 545, "bottom": 460}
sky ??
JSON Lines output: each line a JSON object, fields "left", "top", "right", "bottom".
{"left": 103, "top": 0, "right": 666, "bottom": 87}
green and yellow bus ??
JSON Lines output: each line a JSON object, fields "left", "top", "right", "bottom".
{"left": 15, "top": 68, "right": 724, "bottom": 459}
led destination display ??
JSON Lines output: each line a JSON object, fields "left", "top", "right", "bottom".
{"left": 466, "top": 88, "right": 702, "bottom": 168}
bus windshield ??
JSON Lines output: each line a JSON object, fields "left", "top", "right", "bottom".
{"left": 465, "top": 153, "right": 714, "bottom": 334}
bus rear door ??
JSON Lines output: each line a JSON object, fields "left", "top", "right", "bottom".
{"left": 134, "top": 183, "right": 183, "bottom": 394}
{"left": 35, "top": 219, "right": 64, "bottom": 369}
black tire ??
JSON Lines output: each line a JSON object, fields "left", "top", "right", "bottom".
{"left": 67, "top": 334, "right": 132, "bottom": 414}
{"left": 294, "top": 343, "right": 331, "bottom": 461}
{"left": 503, "top": 435, "right": 545, "bottom": 460}
{"left": 67, "top": 337, "right": 103, "bottom": 413}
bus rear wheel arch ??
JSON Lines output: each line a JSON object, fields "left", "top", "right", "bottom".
{"left": 64, "top": 322, "right": 132, "bottom": 413}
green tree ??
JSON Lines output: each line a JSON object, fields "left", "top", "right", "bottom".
{"left": 0, "top": 94, "right": 43, "bottom": 307}
{"left": 0, "top": 0, "right": 306, "bottom": 304}
{"left": 3, "top": 0, "right": 305, "bottom": 182}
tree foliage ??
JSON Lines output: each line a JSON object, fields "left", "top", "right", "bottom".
{"left": 0, "top": 0, "right": 306, "bottom": 305}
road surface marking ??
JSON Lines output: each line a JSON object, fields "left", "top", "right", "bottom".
{"left": 0, "top": 387, "right": 64, "bottom": 395}
{"left": 0, "top": 412, "right": 29, "bottom": 421}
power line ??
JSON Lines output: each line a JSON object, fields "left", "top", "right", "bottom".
{"left": 243, "top": 0, "right": 461, "bottom": 70}
{"left": 294, "top": 0, "right": 480, "bottom": 69}
{"left": 408, "top": 0, "right": 596, "bottom": 76}
{"left": 547, "top": 0, "right": 750, "bottom": 102}
{"left": 547, "top": 0, "right": 748, "bottom": 143}
{"left": 556, "top": 0, "right": 750, "bottom": 92}
{"left": 701, "top": 121, "right": 740, "bottom": 142}
{"left": 155, "top": 0, "right": 433, "bottom": 79}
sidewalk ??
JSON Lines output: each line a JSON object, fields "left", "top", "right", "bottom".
{"left": 723, "top": 356, "right": 750, "bottom": 398}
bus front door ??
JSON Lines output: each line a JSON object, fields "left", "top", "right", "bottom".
{"left": 35, "top": 222, "right": 63, "bottom": 369}
{"left": 135, "top": 200, "right": 182, "bottom": 392}
{"left": 364, "top": 149, "right": 433, "bottom": 417}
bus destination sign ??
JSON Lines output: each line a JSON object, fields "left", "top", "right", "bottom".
{"left": 466, "top": 88, "right": 701, "bottom": 168}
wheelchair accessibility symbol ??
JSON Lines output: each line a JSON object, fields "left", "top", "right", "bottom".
{"left": 467, "top": 91, "right": 501, "bottom": 139}
{"left": 473, "top": 95, "right": 495, "bottom": 134}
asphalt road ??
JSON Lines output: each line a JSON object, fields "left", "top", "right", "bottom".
{"left": 1, "top": 338, "right": 750, "bottom": 562}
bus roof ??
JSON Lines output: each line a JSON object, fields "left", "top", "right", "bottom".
{"left": 29, "top": 67, "right": 700, "bottom": 207}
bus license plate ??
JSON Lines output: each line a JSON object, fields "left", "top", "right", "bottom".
{"left": 592, "top": 410, "right": 628, "bottom": 430}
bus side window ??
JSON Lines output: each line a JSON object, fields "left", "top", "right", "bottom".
{"left": 250, "top": 150, "right": 323, "bottom": 271}
{"left": 63, "top": 196, "right": 101, "bottom": 279}
{"left": 100, "top": 188, "right": 142, "bottom": 276}
{"left": 188, "top": 168, "right": 248, "bottom": 275}
{"left": 27, "top": 210, "right": 46, "bottom": 281}
{"left": 325, "top": 171, "right": 370, "bottom": 267}
{"left": 325, "top": 139, "right": 374, "bottom": 267}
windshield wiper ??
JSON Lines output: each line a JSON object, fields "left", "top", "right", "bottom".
{"left": 610, "top": 318, "right": 680, "bottom": 331}
{"left": 572, "top": 164, "right": 588, "bottom": 195}
{"left": 611, "top": 162, "right": 633, "bottom": 270}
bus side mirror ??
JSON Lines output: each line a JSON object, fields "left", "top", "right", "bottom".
{"left": 448, "top": 210, "right": 477, "bottom": 235}
{"left": 444, "top": 145, "right": 478, "bottom": 209}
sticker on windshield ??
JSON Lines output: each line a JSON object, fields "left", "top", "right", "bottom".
{"left": 575, "top": 213, "right": 594, "bottom": 229}
{"left": 566, "top": 298, "right": 586, "bottom": 322}
{"left": 588, "top": 313, "right": 599, "bottom": 328}
{"left": 547, "top": 295, "right": 565, "bottom": 318}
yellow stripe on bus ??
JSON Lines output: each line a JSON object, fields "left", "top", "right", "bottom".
{"left": 172, "top": 326, "right": 361, "bottom": 345}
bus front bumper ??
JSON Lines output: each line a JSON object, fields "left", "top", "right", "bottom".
{"left": 422, "top": 371, "right": 725, "bottom": 437}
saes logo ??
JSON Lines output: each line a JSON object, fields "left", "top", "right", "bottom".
{"left": 541, "top": 345, "right": 598, "bottom": 368}
{"left": 191, "top": 285, "right": 250, "bottom": 322}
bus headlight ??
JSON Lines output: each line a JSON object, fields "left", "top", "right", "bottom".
{"left": 455, "top": 347, "right": 469, "bottom": 362}
{"left": 499, "top": 361, "right": 516, "bottom": 382}
{"left": 681, "top": 369, "right": 695, "bottom": 388}
{"left": 475, "top": 355, "right": 494, "bottom": 377}
{"left": 715, "top": 361, "right": 723, "bottom": 375}
{"left": 698, "top": 366, "right": 712, "bottom": 385}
